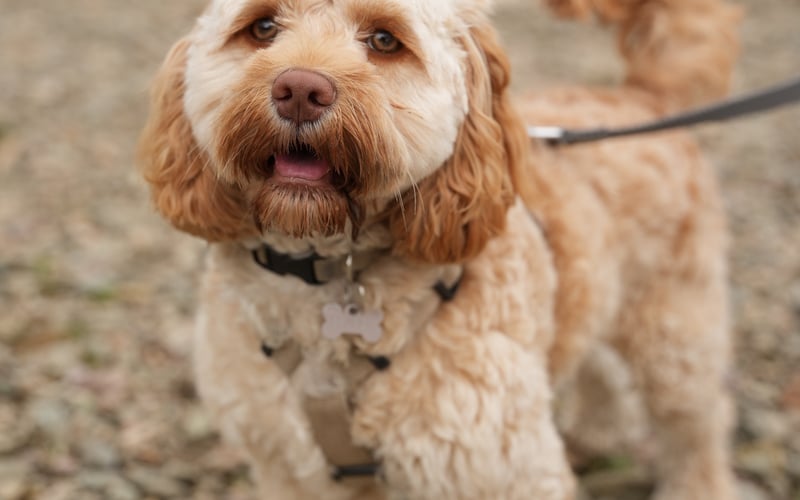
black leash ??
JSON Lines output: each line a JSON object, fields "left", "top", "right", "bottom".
{"left": 528, "top": 76, "right": 800, "bottom": 146}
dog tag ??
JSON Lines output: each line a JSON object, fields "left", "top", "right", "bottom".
{"left": 321, "top": 303, "right": 383, "bottom": 343}
{"left": 321, "top": 251, "right": 383, "bottom": 342}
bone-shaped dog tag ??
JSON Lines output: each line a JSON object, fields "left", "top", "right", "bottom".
{"left": 321, "top": 303, "right": 383, "bottom": 343}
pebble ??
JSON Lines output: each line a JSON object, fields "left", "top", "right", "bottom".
{"left": 35, "top": 451, "right": 80, "bottom": 476}
{"left": 27, "top": 397, "right": 71, "bottom": 439}
{"left": 740, "top": 407, "right": 790, "bottom": 442}
{"left": 736, "top": 441, "right": 788, "bottom": 474}
{"left": 78, "top": 439, "right": 123, "bottom": 469}
{"left": 0, "top": 407, "right": 34, "bottom": 455}
{"left": 78, "top": 470, "right": 139, "bottom": 500}
{"left": 35, "top": 481, "right": 81, "bottom": 500}
{"left": 126, "top": 465, "right": 188, "bottom": 498}
{"left": 786, "top": 448, "right": 800, "bottom": 478}
{"left": 182, "top": 406, "right": 215, "bottom": 443}
{"left": 162, "top": 459, "right": 199, "bottom": 483}
{"left": 738, "top": 479, "right": 773, "bottom": 500}
{"left": 0, "top": 478, "right": 28, "bottom": 500}
{"left": 0, "top": 459, "right": 31, "bottom": 500}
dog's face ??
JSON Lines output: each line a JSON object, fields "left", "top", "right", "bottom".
{"left": 139, "top": 0, "right": 527, "bottom": 263}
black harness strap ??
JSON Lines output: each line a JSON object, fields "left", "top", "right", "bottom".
{"left": 434, "top": 278, "right": 461, "bottom": 302}
{"left": 331, "top": 463, "right": 381, "bottom": 481}
{"left": 368, "top": 355, "right": 391, "bottom": 371}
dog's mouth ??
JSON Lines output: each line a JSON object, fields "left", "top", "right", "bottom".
{"left": 252, "top": 141, "right": 364, "bottom": 239}
{"left": 267, "top": 143, "right": 333, "bottom": 187}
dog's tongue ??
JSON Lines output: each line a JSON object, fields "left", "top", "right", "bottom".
{"left": 274, "top": 152, "right": 330, "bottom": 181}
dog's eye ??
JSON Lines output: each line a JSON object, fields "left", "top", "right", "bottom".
{"left": 367, "top": 30, "right": 402, "bottom": 54}
{"left": 250, "top": 18, "right": 279, "bottom": 43}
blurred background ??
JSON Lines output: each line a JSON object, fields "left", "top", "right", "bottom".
{"left": 0, "top": 0, "right": 798, "bottom": 498}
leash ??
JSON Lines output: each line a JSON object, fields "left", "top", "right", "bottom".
{"left": 528, "top": 76, "right": 800, "bottom": 146}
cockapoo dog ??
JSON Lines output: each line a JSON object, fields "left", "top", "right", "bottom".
{"left": 138, "top": 0, "right": 741, "bottom": 498}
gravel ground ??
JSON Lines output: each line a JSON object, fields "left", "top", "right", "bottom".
{"left": 0, "top": 0, "right": 798, "bottom": 498}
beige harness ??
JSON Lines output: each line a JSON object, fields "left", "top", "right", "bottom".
{"left": 266, "top": 342, "right": 383, "bottom": 474}
{"left": 252, "top": 242, "right": 462, "bottom": 479}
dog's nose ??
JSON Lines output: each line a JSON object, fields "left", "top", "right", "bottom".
{"left": 272, "top": 69, "right": 337, "bottom": 125}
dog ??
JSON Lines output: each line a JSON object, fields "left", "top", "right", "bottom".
{"left": 138, "top": 0, "right": 741, "bottom": 498}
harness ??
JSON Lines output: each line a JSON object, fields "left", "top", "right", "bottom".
{"left": 251, "top": 243, "right": 461, "bottom": 480}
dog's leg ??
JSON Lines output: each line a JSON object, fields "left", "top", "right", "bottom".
{"left": 352, "top": 332, "right": 575, "bottom": 500}
{"left": 555, "top": 343, "right": 645, "bottom": 462}
{"left": 350, "top": 218, "right": 575, "bottom": 499}
{"left": 193, "top": 286, "right": 366, "bottom": 500}
{"left": 616, "top": 274, "right": 737, "bottom": 500}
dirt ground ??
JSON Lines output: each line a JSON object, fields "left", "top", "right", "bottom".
{"left": 0, "top": 0, "right": 798, "bottom": 498}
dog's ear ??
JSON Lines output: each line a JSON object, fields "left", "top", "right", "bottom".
{"left": 137, "top": 38, "right": 256, "bottom": 241}
{"left": 388, "top": 19, "right": 528, "bottom": 263}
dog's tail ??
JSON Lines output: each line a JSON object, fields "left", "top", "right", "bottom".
{"left": 544, "top": 0, "right": 742, "bottom": 111}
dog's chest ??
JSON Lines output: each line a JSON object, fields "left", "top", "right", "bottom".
{"left": 244, "top": 261, "right": 459, "bottom": 357}
{"left": 220, "top": 250, "right": 462, "bottom": 469}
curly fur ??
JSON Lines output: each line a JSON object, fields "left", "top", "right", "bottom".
{"left": 388, "top": 23, "right": 523, "bottom": 263}
{"left": 138, "top": 38, "right": 257, "bottom": 241}
{"left": 138, "top": 0, "right": 741, "bottom": 499}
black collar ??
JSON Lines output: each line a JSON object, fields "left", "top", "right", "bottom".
{"left": 252, "top": 244, "right": 326, "bottom": 285}
{"left": 251, "top": 243, "right": 462, "bottom": 302}
{"left": 251, "top": 244, "right": 385, "bottom": 286}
